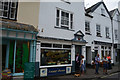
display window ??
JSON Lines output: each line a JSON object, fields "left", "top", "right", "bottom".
{"left": 8, "top": 40, "right": 30, "bottom": 73}
{"left": 41, "top": 49, "right": 71, "bottom": 66}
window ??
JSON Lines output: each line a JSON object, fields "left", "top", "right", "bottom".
{"left": 0, "top": 0, "right": 18, "bottom": 20}
{"left": 101, "top": 8, "right": 105, "bottom": 15}
{"left": 85, "top": 21, "right": 90, "bottom": 33}
{"left": 96, "top": 24, "right": 101, "bottom": 37}
{"left": 41, "top": 49, "right": 71, "bottom": 66}
{"left": 56, "top": 8, "right": 73, "bottom": 29}
{"left": 117, "top": 14, "right": 119, "bottom": 21}
{"left": 115, "top": 30, "right": 118, "bottom": 40}
{"left": 105, "top": 27, "right": 110, "bottom": 38}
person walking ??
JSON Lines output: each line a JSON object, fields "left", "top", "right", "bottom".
{"left": 103, "top": 56, "right": 108, "bottom": 74}
{"left": 95, "top": 54, "right": 100, "bottom": 74}
{"left": 80, "top": 55, "right": 85, "bottom": 76}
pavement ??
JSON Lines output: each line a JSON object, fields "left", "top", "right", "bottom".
{"left": 8, "top": 64, "right": 120, "bottom": 80}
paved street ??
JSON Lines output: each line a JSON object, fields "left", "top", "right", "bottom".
{"left": 100, "top": 72, "right": 120, "bottom": 79}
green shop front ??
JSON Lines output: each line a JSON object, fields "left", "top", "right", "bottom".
{"left": 1, "top": 19, "right": 38, "bottom": 76}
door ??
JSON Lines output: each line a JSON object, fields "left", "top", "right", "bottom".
{"left": 2, "top": 45, "right": 7, "bottom": 70}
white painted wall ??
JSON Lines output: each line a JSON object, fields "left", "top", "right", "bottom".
{"left": 112, "top": 10, "right": 119, "bottom": 44}
{"left": 85, "top": 3, "right": 112, "bottom": 64}
{"left": 38, "top": 1, "right": 85, "bottom": 40}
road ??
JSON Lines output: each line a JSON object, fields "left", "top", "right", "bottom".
{"left": 100, "top": 72, "right": 120, "bottom": 79}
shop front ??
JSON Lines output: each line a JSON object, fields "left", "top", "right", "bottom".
{"left": 1, "top": 19, "right": 38, "bottom": 76}
{"left": 91, "top": 41, "right": 113, "bottom": 63}
{"left": 36, "top": 30, "right": 87, "bottom": 77}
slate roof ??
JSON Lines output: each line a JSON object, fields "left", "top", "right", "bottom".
{"left": 85, "top": 1, "right": 111, "bottom": 19}
{"left": 110, "top": 9, "right": 116, "bottom": 17}
{"left": 0, "top": 19, "right": 38, "bottom": 32}
{"left": 110, "top": 8, "right": 120, "bottom": 17}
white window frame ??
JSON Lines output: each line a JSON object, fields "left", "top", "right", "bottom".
{"left": 0, "top": 0, "right": 17, "bottom": 20}
{"left": 9, "top": 0, "right": 17, "bottom": 19}
{"left": 56, "top": 8, "right": 73, "bottom": 30}
{"left": 115, "top": 29, "right": 118, "bottom": 40}
{"left": 101, "top": 8, "right": 105, "bottom": 15}
{"left": 85, "top": 21, "right": 90, "bottom": 33}
{"left": 105, "top": 27, "right": 110, "bottom": 38}
{"left": 96, "top": 24, "right": 101, "bottom": 37}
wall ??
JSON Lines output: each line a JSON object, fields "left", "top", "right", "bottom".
{"left": 38, "top": 1, "right": 85, "bottom": 40}
{"left": 17, "top": 2, "right": 40, "bottom": 28}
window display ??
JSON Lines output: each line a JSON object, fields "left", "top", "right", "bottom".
{"left": 41, "top": 49, "right": 71, "bottom": 66}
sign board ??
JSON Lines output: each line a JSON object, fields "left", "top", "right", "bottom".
{"left": 40, "top": 67, "right": 71, "bottom": 77}
{"left": 24, "top": 62, "right": 35, "bottom": 79}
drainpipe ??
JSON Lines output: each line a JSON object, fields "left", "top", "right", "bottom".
{"left": 111, "top": 17, "right": 114, "bottom": 64}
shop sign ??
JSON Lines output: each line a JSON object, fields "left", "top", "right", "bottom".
{"left": 47, "top": 67, "right": 66, "bottom": 76}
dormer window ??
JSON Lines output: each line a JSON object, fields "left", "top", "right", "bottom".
{"left": 101, "top": 8, "right": 105, "bottom": 16}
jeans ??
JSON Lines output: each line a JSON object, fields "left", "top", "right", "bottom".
{"left": 95, "top": 64, "right": 99, "bottom": 74}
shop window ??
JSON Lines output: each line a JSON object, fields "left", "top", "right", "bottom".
{"left": 63, "top": 45, "right": 71, "bottom": 48}
{"left": 8, "top": 40, "right": 30, "bottom": 73}
{"left": 15, "top": 41, "right": 30, "bottom": 73}
{"left": 105, "top": 51, "right": 107, "bottom": 57}
{"left": 41, "top": 43, "right": 52, "bottom": 47}
{"left": 53, "top": 44, "right": 62, "bottom": 48}
{"left": 101, "top": 50, "right": 104, "bottom": 59}
{"left": 41, "top": 49, "right": 71, "bottom": 66}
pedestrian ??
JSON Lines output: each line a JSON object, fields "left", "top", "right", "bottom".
{"left": 95, "top": 53, "right": 100, "bottom": 74}
{"left": 107, "top": 54, "right": 112, "bottom": 69}
{"left": 75, "top": 53, "right": 80, "bottom": 72}
{"left": 80, "top": 55, "right": 85, "bottom": 76}
{"left": 103, "top": 56, "right": 108, "bottom": 74}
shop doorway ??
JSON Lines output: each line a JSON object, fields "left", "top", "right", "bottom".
{"left": 2, "top": 45, "right": 7, "bottom": 70}
{"left": 75, "top": 45, "right": 82, "bottom": 71}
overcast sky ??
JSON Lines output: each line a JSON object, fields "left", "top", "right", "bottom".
{"left": 85, "top": 0, "right": 120, "bottom": 11}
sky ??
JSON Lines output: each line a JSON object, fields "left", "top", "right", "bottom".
{"left": 85, "top": 0, "right": 120, "bottom": 11}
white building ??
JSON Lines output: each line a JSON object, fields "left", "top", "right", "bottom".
{"left": 84, "top": 1, "right": 113, "bottom": 65}
{"left": 36, "top": 0, "right": 87, "bottom": 77}
{"left": 110, "top": 9, "right": 120, "bottom": 64}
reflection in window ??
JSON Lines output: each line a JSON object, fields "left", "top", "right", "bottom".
{"left": 41, "top": 49, "right": 71, "bottom": 66}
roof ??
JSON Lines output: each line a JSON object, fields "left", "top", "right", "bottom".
{"left": 110, "top": 8, "right": 120, "bottom": 18}
{"left": 110, "top": 9, "right": 116, "bottom": 17}
{"left": 0, "top": 19, "right": 38, "bottom": 32}
{"left": 85, "top": 1, "right": 111, "bottom": 19}
{"left": 85, "top": 2, "right": 102, "bottom": 13}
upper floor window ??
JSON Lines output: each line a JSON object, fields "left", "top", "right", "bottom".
{"left": 101, "top": 8, "right": 105, "bottom": 15}
{"left": 117, "top": 14, "right": 119, "bottom": 21}
{"left": 96, "top": 24, "right": 101, "bottom": 37}
{"left": 56, "top": 8, "right": 73, "bottom": 29}
{"left": 0, "top": 0, "right": 18, "bottom": 20}
{"left": 85, "top": 21, "right": 90, "bottom": 33}
{"left": 105, "top": 27, "right": 110, "bottom": 38}
{"left": 115, "top": 30, "right": 118, "bottom": 40}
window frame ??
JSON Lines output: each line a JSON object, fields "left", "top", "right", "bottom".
{"left": 0, "top": 0, "right": 18, "bottom": 20}
{"left": 96, "top": 24, "right": 101, "bottom": 37}
{"left": 56, "top": 8, "right": 74, "bottom": 30}
{"left": 114, "top": 29, "right": 118, "bottom": 40}
{"left": 85, "top": 21, "right": 90, "bottom": 33}
{"left": 105, "top": 27, "right": 110, "bottom": 38}
{"left": 101, "top": 8, "right": 105, "bottom": 15}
